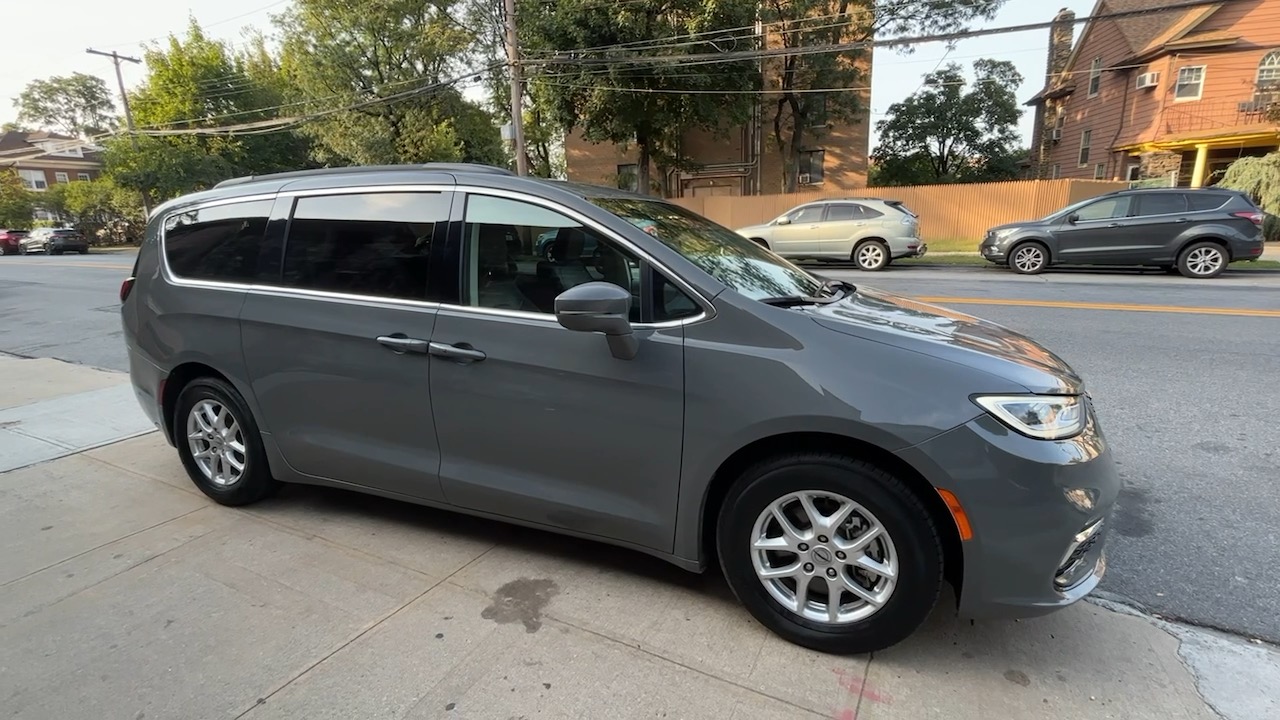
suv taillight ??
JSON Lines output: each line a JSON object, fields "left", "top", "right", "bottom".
{"left": 120, "top": 277, "right": 135, "bottom": 303}
{"left": 1232, "top": 211, "right": 1264, "bottom": 226}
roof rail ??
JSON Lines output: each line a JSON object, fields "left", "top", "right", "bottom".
{"left": 214, "top": 163, "right": 516, "bottom": 188}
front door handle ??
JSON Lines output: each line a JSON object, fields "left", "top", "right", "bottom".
{"left": 1108, "top": 222, "right": 1123, "bottom": 228}
{"left": 428, "top": 341, "right": 487, "bottom": 363}
{"left": 376, "top": 334, "right": 429, "bottom": 354}
{"left": 1176, "top": 217, "right": 1191, "bottom": 223}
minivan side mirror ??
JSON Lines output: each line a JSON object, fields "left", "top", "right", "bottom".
{"left": 1066, "top": 213, "right": 1080, "bottom": 224}
{"left": 554, "top": 282, "right": 638, "bottom": 360}
{"left": 774, "top": 216, "right": 791, "bottom": 225}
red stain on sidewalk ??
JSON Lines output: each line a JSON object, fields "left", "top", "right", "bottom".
{"left": 834, "top": 667, "right": 893, "bottom": 704}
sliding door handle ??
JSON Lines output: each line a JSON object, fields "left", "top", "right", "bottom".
{"left": 376, "top": 334, "right": 429, "bottom": 354}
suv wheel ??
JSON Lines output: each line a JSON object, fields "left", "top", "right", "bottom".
{"left": 1177, "top": 241, "right": 1227, "bottom": 279}
{"left": 716, "top": 453, "right": 942, "bottom": 654}
{"left": 175, "top": 377, "right": 278, "bottom": 506}
{"left": 853, "top": 240, "right": 890, "bottom": 271}
{"left": 1010, "top": 241, "right": 1048, "bottom": 274}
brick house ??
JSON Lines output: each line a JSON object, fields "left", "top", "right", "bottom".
{"left": 564, "top": 44, "right": 872, "bottom": 197}
{"left": 0, "top": 130, "right": 105, "bottom": 191}
{"left": 1027, "top": 0, "right": 1280, "bottom": 187}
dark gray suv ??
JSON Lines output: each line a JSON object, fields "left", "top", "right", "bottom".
{"left": 980, "top": 187, "right": 1265, "bottom": 278}
{"left": 122, "top": 164, "right": 1118, "bottom": 654}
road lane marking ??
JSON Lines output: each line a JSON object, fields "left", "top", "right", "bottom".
{"left": 914, "top": 296, "right": 1280, "bottom": 318}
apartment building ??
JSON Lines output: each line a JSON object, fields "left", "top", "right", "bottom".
{"left": 1027, "top": 0, "right": 1280, "bottom": 187}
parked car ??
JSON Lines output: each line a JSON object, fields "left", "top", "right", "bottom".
{"left": 0, "top": 229, "right": 28, "bottom": 255}
{"left": 980, "top": 187, "right": 1265, "bottom": 278}
{"left": 734, "top": 198, "right": 926, "bottom": 271}
{"left": 20, "top": 227, "right": 90, "bottom": 255}
{"left": 122, "top": 163, "right": 1116, "bottom": 654}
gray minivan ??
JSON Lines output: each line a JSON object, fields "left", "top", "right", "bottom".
{"left": 122, "top": 164, "right": 1118, "bottom": 654}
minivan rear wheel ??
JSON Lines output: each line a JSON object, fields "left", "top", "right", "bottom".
{"left": 1177, "top": 241, "right": 1227, "bottom": 279}
{"left": 716, "top": 453, "right": 942, "bottom": 654}
{"left": 175, "top": 377, "right": 278, "bottom": 506}
{"left": 852, "top": 240, "right": 890, "bottom": 271}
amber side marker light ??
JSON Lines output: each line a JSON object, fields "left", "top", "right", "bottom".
{"left": 937, "top": 489, "right": 974, "bottom": 541}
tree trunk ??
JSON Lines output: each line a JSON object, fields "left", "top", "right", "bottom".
{"left": 637, "top": 141, "right": 652, "bottom": 196}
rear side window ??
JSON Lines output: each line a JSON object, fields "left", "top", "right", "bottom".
{"left": 281, "top": 192, "right": 446, "bottom": 301}
{"left": 1186, "top": 193, "right": 1229, "bottom": 211}
{"left": 825, "top": 205, "right": 858, "bottom": 222}
{"left": 164, "top": 200, "right": 272, "bottom": 282}
{"left": 1135, "top": 193, "right": 1187, "bottom": 216}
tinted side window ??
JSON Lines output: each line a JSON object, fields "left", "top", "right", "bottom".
{"left": 858, "top": 204, "right": 884, "bottom": 219}
{"left": 281, "top": 192, "right": 445, "bottom": 301}
{"left": 1186, "top": 193, "right": 1229, "bottom": 211}
{"left": 825, "top": 205, "right": 858, "bottom": 222}
{"left": 1136, "top": 193, "right": 1187, "bottom": 216}
{"left": 1075, "top": 196, "right": 1132, "bottom": 221}
{"left": 164, "top": 200, "right": 272, "bottom": 282}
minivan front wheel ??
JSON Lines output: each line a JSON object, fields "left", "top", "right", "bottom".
{"left": 175, "top": 377, "right": 277, "bottom": 506}
{"left": 853, "top": 240, "right": 890, "bottom": 271}
{"left": 1010, "top": 241, "right": 1048, "bottom": 274}
{"left": 717, "top": 453, "right": 942, "bottom": 654}
{"left": 1178, "top": 241, "right": 1227, "bottom": 279}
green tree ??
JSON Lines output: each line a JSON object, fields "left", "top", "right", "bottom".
{"left": 1217, "top": 152, "right": 1280, "bottom": 242}
{"left": 105, "top": 20, "right": 313, "bottom": 203}
{"left": 520, "top": 0, "right": 761, "bottom": 195}
{"left": 13, "top": 73, "right": 117, "bottom": 138}
{"left": 0, "top": 170, "right": 35, "bottom": 227}
{"left": 276, "top": 0, "right": 502, "bottom": 167}
{"left": 871, "top": 59, "right": 1024, "bottom": 186}
{"left": 763, "top": 0, "right": 1006, "bottom": 192}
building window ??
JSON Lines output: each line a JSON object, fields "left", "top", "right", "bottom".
{"left": 798, "top": 149, "right": 825, "bottom": 184}
{"left": 77, "top": 172, "right": 91, "bottom": 181}
{"left": 1175, "top": 66, "right": 1205, "bottom": 101}
{"left": 1094, "top": 163, "right": 1107, "bottom": 180}
{"left": 1078, "top": 130, "right": 1092, "bottom": 167}
{"left": 54, "top": 172, "right": 69, "bottom": 183}
{"left": 616, "top": 164, "right": 639, "bottom": 192}
{"left": 17, "top": 169, "right": 47, "bottom": 191}
{"left": 1256, "top": 50, "right": 1280, "bottom": 103}
{"left": 1088, "top": 57, "right": 1103, "bottom": 96}
{"left": 1127, "top": 164, "right": 1141, "bottom": 181}
{"left": 1051, "top": 164, "right": 1061, "bottom": 179}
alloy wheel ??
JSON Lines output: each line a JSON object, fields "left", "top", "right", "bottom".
{"left": 1185, "top": 246, "right": 1224, "bottom": 277}
{"left": 751, "top": 490, "right": 898, "bottom": 625}
{"left": 186, "top": 399, "right": 248, "bottom": 486}
{"left": 1013, "top": 244, "right": 1045, "bottom": 273}
{"left": 856, "top": 243, "right": 886, "bottom": 270}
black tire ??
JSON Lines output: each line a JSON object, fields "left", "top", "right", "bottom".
{"left": 78, "top": 247, "right": 89, "bottom": 255}
{"left": 17, "top": 244, "right": 26, "bottom": 255}
{"left": 174, "top": 376, "right": 278, "bottom": 506}
{"left": 716, "top": 452, "right": 943, "bottom": 654}
{"left": 1009, "top": 241, "right": 1049, "bottom": 274}
{"left": 750, "top": 238, "right": 769, "bottom": 250}
{"left": 1177, "top": 241, "right": 1228, "bottom": 279}
{"left": 852, "top": 240, "right": 890, "bottom": 271}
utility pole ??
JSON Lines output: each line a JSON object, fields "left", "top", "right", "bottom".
{"left": 503, "top": 0, "right": 529, "bottom": 176}
{"left": 86, "top": 48, "right": 150, "bottom": 214}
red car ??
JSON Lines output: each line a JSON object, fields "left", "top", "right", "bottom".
{"left": 0, "top": 229, "right": 29, "bottom": 255}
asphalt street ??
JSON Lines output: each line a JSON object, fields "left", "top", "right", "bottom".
{"left": 2, "top": 250, "right": 1278, "bottom": 645}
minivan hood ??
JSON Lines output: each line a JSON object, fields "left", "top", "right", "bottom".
{"left": 804, "top": 286, "right": 1083, "bottom": 395}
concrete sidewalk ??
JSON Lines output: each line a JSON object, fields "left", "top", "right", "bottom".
{"left": 1, "top": 356, "right": 1275, "bottom": 720}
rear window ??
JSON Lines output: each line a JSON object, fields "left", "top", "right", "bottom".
{"left": 1186, "top": 193, "right": 1229, "bottom": 211}
{"left": 885, "top": 201, "right": 917, "bottom": 218}
{"left": 163, "top": 200, "right": 272, "bottom": 282}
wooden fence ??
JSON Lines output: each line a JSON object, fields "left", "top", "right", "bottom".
{"left": 667, "top": 179, "right": 1128, "bottom": 245}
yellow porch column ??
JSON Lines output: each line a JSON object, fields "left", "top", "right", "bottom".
{"left": 1190, "top": 144, "right": 1210, "bottom": 188}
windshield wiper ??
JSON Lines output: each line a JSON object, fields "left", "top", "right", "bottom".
{"left": 759, "top": 294, "right": 840, "bottom": 307}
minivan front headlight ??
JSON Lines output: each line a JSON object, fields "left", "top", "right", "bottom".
{"left": 974, "top": 395, "right": 1085, "bottom": 440}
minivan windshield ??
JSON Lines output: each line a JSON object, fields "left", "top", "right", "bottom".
{"left": 587, "top": 197, "right": 826, "bottom": 301}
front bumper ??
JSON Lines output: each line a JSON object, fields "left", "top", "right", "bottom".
{"left": 896, "top": 407, "right": 1119, "bottom": 619}
{"left": 979, "top": 240, "right": 1008, "bottom": 263}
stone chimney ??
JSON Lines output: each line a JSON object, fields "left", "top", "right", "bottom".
{"left": 1047, "top": 8, "right": 1077, "bottom": 86}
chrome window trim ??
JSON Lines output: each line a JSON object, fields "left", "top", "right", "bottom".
{"left": 158, "top": 183, "right": 715, "bottom": 327}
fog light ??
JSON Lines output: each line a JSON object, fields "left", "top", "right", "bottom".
{"left": 1055, "top": 519, "right": 1104, "bottom": 590}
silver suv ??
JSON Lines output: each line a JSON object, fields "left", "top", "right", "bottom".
{"left": 734, "top": 198, "right": 926, "bottom": 270}
{"left": 122, "top": 164, "right": 1116, "bottom": 654}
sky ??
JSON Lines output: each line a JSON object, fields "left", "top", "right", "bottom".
{"left": 1, "top": 0, "right": 1098, "bottom": 149}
